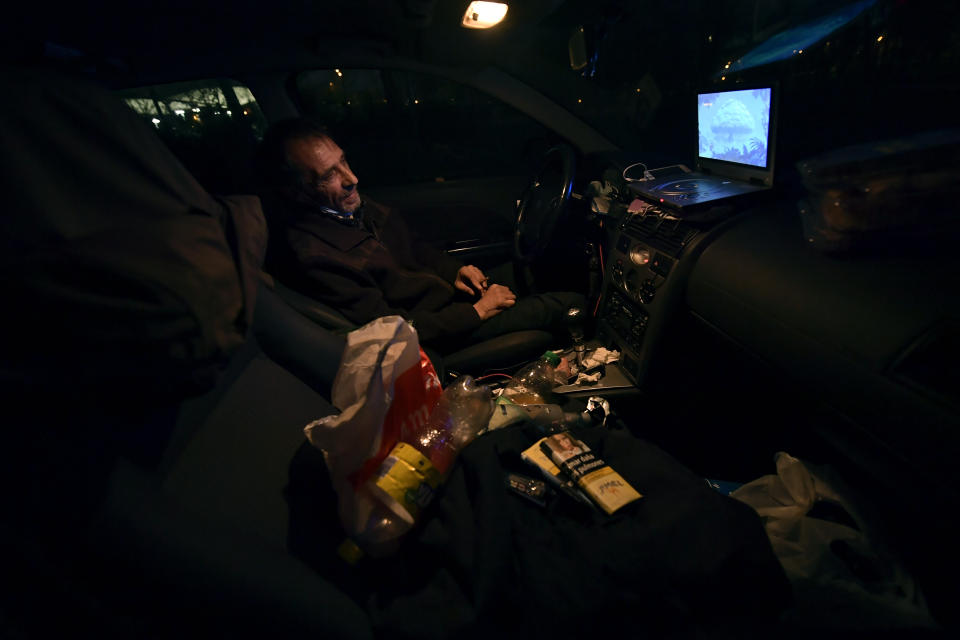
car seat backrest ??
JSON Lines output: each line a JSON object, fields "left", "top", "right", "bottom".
{"left": 270, "top": 275, "right": 356, "bottom": 331}
{"left": 0, "top": 64, "right": 371, "bottom": 638}
{"left": 0, "top": 65, "right": 265, "bottom": 399}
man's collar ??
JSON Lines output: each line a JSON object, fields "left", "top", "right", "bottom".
{"left": 314, "top": 202, "right": 364, "bottom": 227}
{"left": 286, "top": 201, "right": 376, "bottom": 252}
{"left": 269, "top": 189, "right": 365, "bottom": 227}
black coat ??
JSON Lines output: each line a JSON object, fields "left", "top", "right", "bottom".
{"left": 266, "top": 198, "right": 482, "bottom": 344}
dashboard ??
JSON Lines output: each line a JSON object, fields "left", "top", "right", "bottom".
{"left": 593, "top": 196, "right": 732, "bottom": 386}
{"left": 588, "top": 161, "right": 960, "bottom": 516}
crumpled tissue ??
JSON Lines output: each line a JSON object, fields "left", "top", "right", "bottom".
{"left": 580, "top": 347, "right": 619, "bottom": 370}
{"left": 570, "top": 347, "right": 620, "bottom": 385}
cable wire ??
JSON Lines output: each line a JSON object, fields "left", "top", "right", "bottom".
{"left": 622, "top": 161, "right": 655, "bottom": 183}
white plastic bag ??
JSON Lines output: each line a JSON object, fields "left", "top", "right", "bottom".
{"left": 304, "top": 316, "right": 442, "bottom": 541}
{"left": 731, "top": 452, "right": 937, "bottom": 630}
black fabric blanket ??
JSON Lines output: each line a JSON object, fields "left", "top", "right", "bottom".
{"left": 286, "top": 421, "right": 791, "bottom": 639}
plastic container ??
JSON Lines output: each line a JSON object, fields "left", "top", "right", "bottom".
{"left": 503, "top": 351, "right": 562, "bottom": 405}
{"left": 518, "top": 403, "right": 593, "bottom": 433}
{"left": 345, "top": 376, "right": 493, "bottom": 559}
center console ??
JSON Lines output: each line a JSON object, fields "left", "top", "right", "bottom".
{"left": 554, "top": 198, "right": 706, "bottom": 396}
{"left": 590, "top": 192, "right": 747, "bottom": 389}
{"left": 549, "top": 158, "right": 755, "bottom": 397}
{"left": 595, "top": 201, "right": 695, "bottom": 385}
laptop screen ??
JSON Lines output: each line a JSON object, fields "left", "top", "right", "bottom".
{"left": 698, "top": 87, "right": 772, "bottom": 169}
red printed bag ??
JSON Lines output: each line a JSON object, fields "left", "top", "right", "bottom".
{"left": 304, "top": 316, "right": 442, "bottom": 536}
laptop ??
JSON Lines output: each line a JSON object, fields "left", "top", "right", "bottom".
{"left": 629, "top": 85, "right": 777, "bottom": 212}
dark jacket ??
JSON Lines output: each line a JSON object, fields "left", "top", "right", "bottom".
{"left": 266, "top": 198, "right": 482, "bottom": 344}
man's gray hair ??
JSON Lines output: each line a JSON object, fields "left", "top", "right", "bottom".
{"left": 255, "top": 117, "right": 333, "bottom": 191}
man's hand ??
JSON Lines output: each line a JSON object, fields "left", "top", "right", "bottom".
{"left": 455, "top": 265, "right": 489, "bottom": 296}
{"left": 473, "top": 284, "right": 516, "bottom": 321}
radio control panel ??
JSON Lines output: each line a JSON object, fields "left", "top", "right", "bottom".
{"left": 598, "top": 209, "right": 692, "bottom": 385}
{"left": 601, "top": 289, "right": 649, "bottom": 354}
{"left": 609, "top": 233, "right": 674, "bottom": 306}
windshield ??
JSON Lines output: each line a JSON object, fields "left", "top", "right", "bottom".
{"left": 488, "top": 0, "right": 959, "bottom": 170}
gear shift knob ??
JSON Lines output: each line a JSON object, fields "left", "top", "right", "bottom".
{"left": 565, "top": 306, "right": 586, "bottom": 367}
{"left": 565, "top": 306, "right": 584, "bottom": 338}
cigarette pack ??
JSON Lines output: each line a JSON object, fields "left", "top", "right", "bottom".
{"left": 535, "top": 432, "right": 642, "bottom": 515}
{"left": 520, "top": 438, "right": 595, "bottom": 508}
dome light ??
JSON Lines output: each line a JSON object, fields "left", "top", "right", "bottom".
{"left": 462, "top": 2, "right": 508, "bottom": 29}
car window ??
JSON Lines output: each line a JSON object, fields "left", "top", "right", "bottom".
{"left": 526, "top": 0, "right": 960, "bottom": 167}
{"left": 296, "top": 69, "right": 552, "bottom": 187}
{"left": 117, "top": 79, "right": 268, "bottom": 194}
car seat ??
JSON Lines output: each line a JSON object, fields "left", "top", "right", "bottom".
{"left": 3, "top": 285, "right": 372, "bottom": 638}
{"left": 82, "top": 283, "right": 371, "bottom": 638}
{"left": 270, "top": 276, "right": 556, "bottom": 378}
{"left": 0, "top": 65, "right": 373, "bottom": 638}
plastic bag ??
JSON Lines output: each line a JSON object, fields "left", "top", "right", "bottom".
{"left": 304, "top": 316, "right": 443, "bottom": 541}
{"left": 795, "top": 129, "right": 960, "bottom": 254}
{"left": 731, "top": 452, "right": 937, "bottom": 631}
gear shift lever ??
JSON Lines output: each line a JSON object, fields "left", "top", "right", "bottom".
{"left": 564, "top": 306, "right": 586, "bottom": 368}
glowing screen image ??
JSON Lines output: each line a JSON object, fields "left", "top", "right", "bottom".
{"left": 698, "top": 88, "right": 771, "bottom": 168}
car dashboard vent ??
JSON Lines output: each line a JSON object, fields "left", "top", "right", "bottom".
{"left": 623, "top": 213, "right": 698, "bottom": 257}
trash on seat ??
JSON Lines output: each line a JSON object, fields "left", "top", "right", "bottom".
{"left": 303, "top": 315, "right": 493, "bottom": 559}
{"left": 730, "top": 451, "right": 939, "bottom": 632}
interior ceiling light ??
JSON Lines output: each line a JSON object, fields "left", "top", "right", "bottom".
{"left": 461, "top": 2, "right": 508, "bottom": 29}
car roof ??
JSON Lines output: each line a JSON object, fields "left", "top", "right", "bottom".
{"left": 10, "top": 1, "right": 960, "bottom": 167}
{"left": 14, "top": 1, "right": 562, "bottom": 79}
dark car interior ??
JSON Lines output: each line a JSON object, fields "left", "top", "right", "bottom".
{"left": 3, "top": 0, "right": 959, "bottom": 637}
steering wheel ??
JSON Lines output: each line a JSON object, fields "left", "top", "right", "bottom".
{"left": 513, "top": 144, "right": 576, "bottom": 263}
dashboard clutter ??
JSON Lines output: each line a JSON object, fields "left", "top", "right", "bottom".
{"left": 576, "top": 370, "right": 603, "bottom": 384}
{"left": 585, "top": 169, "right": 630, "bottom": 222}
{"left": 536, "top": 347, "right": 623, "bottom": 390}
{"left": 796, "top": 128, "right": 960, "bottom": 254}
{"left": 574, "top": 347, "right": 620, "bottom": 385}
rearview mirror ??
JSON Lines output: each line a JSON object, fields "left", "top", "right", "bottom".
{"left": 568, "top": 26, "right": 590, "bottom": 71}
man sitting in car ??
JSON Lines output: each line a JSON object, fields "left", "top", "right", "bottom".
{"left": 256, "top": 118, "right": 583, "bottom": 353}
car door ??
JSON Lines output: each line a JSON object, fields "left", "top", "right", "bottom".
{"left": 294, "top": 68, "right": 557, "bottom": 270}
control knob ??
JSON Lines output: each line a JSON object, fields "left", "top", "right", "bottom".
{"left": 638, "top": 279, "right": 656, "bottom": 304}
{"left": 612, "top": 259, "right": 624, "bottom": 288}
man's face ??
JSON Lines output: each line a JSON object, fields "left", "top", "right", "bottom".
{"left": 284, "top": 136, "right": 361, "bottom": 213}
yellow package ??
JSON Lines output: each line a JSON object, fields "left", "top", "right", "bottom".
{"left": 538, "top": 432, "right": 643, "bottom": 515}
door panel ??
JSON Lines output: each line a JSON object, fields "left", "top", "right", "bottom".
{"left": 363, "top": 175, "right": 527, "bottom": 266}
